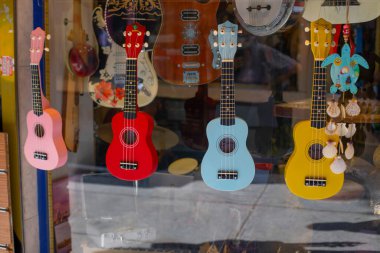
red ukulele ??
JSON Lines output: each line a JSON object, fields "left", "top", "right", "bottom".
{"left": 106, "top": 23, "right": 157, "bottom": 181}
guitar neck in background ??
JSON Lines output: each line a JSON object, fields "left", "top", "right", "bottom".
{"left": 72, "top": 0, "right": 83, "bottom": 34}
{"left": 30, "top": 64, "right": 43, "bottom": 116}
{"left": 310, "top": 60, "right": 327, "bottom": 129}
{"left": 123, "top": 59, "right": 138, "bottom": 119}
{"left": 220, "top": 61, "right": 235, "bottom": 126}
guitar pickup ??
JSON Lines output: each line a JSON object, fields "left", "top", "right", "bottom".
{"left": 183, "top": 71, "right": 199, "bottom": 84}
{"left": 218, "top": 170, "right": 238, "bottom": 180}
{"left": 305, "top": 177, "right": 326, "bottom": 187}
{"left": 182, "top": 44, "right": 200, "bottom": 56}
{"left": 182, "top": 62, "right": 200, "bottom": 69}
{"left": 34, "top": 152, "right": 47, "bottom": 160}
{"left": 181, "top": 9, "right": 199, "bottom": 21}
{"left": 120, "top": 162, "right": 138, "bottom": 170}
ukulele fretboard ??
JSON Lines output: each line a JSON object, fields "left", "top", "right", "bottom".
{"left": 311, "top": 60, "right": 327, "bottom": 129}
{"left": 30, "top": 64, "right": 43, "bottom": 116}
{"left": 123, "top": 58, "right": 137, "bottom": 119}
{"left": 220, "top": 61, "right": 235, "bottom": 126}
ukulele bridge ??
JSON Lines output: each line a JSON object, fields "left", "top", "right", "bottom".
{"left": 120, "top": 162, "right": 138, "bottom": 170}
{"left": 34, "top": 151, "right": 47, "bottom": 161}
{"left": 218, "top": 170, "right": 238, "bottom": 180}
{"left": 305, "top": 177, "right": 327, "bottom": 187}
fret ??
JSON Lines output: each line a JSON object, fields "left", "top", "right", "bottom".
{"left": 310, "top": 60, "right": 327, "bottom": 128}
{"left": 30, "top": 64, "right": 43, "bottom": 116}
{"left": 123, "top": 59, "right": 137, "bottom": 118}
{"left": 220, "top": 61, "right": 236, "bottom": 126}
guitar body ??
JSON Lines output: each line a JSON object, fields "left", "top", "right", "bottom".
{"left": 303, "top": 0, "right": 380, "bottom": 24}
{"left": 153, "top": 0, "right": 220, "bottom": 85}
{"left": 24, "top": 109, "right": 68, "bottom": 170}
{"left": 106, "top": 111, "right": 158, "bottom": 181}
{"left": 233, "top": 0, "right": 304, "bottom": 36}
{"left": 105, "top": 0, "right": 162, "bottom": 48}
{"left": 285, "top": 120, "right": 344, "bottom": 200}
{"left": 201, "top": 117, "right": 255, "bottom": 191}
{"left": 89, "top": 7, "right": 158, "bottom": 108}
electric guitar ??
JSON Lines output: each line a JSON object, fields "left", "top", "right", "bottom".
{"left": 233, "top": 0, "right": 305, "bottom": 36}
{"left": 285, "top": 19, "right": 343, "bottom": 200}
{"left": 201, "top": 21, "right": 255, "bottom": 191}
{"left": 88, "top": 6, "right": 158, "bottom": 108}
{"left": 106, "top": 23, "right": 157, "bottom": 181}
{"left": 153, "top": 0, "right": 220, "bottom": 85}
{"left": 24, "top": 28, "right": 68, "bottom": 170}
{"left": 303, "top": 0, "right": 380, "bottom": 24}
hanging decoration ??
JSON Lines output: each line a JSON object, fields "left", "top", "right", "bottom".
{"left": 320, "top": 2, "right": 370, "bottom": 174}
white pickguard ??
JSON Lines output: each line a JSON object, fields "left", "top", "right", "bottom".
{"left": 89, "top": 41, "right": 158, "bottom": 108}
{"left": 303, "top": 0, "right": 380, "bottom": 24}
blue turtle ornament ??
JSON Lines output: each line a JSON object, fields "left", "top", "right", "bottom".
{"left": 322, "top": 43, "right": 369, "bottom": 94}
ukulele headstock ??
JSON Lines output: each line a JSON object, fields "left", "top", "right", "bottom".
{"left": 123, "top": 23, "right": 149, "bottom": 59}
{"left": 213, "top": 21, "right": 242, "bottom": 61}
{"left": 305, "top": 19, "right": 335, "bottom": 60}
{"left": 30, "top": 27, "right": 50, "bottom": 64}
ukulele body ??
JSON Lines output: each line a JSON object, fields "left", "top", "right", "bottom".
{"left": 153, "top": 0, "right": 220, "bottom": 85}
{"left": 24, "top": 108, "right": 68, "bottom": 170}
{"left": 201, "top": 117, "right": 255, "bottom": 191}
{"left": 106, "top": 111, "right": 158, "bottom": 181}
{"left": 285, "top": 120, "right": 344, "bottom": 200}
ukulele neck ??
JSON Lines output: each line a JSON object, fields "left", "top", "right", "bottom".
{"left": 310, "top": 60, "right": 327, "bottom": 128}
{"left": 123, "top": 58, "right": 138, "bottom": 119}
{"left": 30, "top": 64, "right": 43, "bottom": 116}
{"left": 220, "top": 60, "right": 235, "bottom": 126}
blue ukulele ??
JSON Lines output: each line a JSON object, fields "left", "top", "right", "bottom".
{"left": 201, "top": 21, "right": 255, "bottom": 191}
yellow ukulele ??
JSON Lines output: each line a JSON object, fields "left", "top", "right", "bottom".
{"left": 285, "top": 19, "right": 343, "bottom": 200}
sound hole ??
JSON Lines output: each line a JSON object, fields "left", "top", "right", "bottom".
{"left": 34, "top": 124, "right": 45, "bottom": 138}
{"left": 308, "top": 143, "right": 324, "bottom": 160}
{"left": 123, "top": 130, "right": 137, "bottom": 145}
{"left": 219, "top": 137, "right": 236, "bottom": 154}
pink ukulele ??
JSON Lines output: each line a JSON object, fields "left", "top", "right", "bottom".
{"left": 24, "top": 27, "right": 68, "bottom": 170}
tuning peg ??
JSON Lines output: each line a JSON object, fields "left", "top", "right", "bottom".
{"left": 331, "top": 41, "right": 336, "bottom": 47}
{"left": 213, "top": 42, "right": 218, "bottom": 47}
{"left": 144, "top": 42, "right": 148, "bottom": 48}
{"left": 44, "top": 47, "right": 50, "bottom": 52}
{"left": 238, "top": 29, "right": 243, "bottom": 34}
{"left": 305, "top": 40, "right": 310, "bottom": 46}
{"left": 324, "top": 28, "right": 330, "bottom": 34}
{"left": 213, "top": 29, "right": 217, "bottom": 36}
{"left": 135, "top": 43, "right": 140, "bottom": 48}
{"left": 29, "top": 49, "right": 34, "bottom": 52}
{"left": 122, "top": 43, "right": 126, "bottom": 48}
{"left": 331, "top": 28, "right": 336, "bottom": 34}
{"left": 46, "top": 34, "right": 51, "bottom": 40}
{"left": 304, "top": 27, "right": 310, "bottom": 32}
{"left": 231, "top": 30, "right": 235, "bottom": 35}
{"left": 128, "top": 31, "right": 132, "bottom": 37}
{"left": 237, "top": 43, "right": 242, "bottom": 48}
{"left": 137, "top": 31, "right": 142, "bottom": 36}
{"left": 324, "top": 42, "right": 329, "bottom": 47}
{"left": 146, "top": 31, "right": 150, "bottom": 37}
{"left": 314, "top": 28, "right": 318, "bottom": 33}
{"left": 314, "top": 41, "right": 319, "bottom": 47}
{"left": 123, "top": 31, "right": 126, "bottom": 37}
{"left": 221, "top": 42, "right": 225, "bottom": 47}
